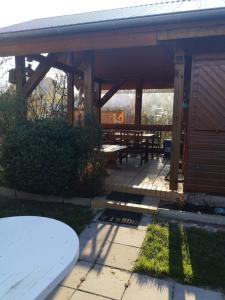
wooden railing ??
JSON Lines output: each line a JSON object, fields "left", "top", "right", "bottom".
{"left": 101, "top": 123, "right": 172, "bottom": 132}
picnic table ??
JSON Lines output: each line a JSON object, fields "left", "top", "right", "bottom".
{"left": 100, "top": 144, "right": 127, "bottom": 169}
{"left": 0, "top": 216, "right": 79, "bottom": 300}
{"left": 114, "top": 131, "right": 154, "bottom": 139}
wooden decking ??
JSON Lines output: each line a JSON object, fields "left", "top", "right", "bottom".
{"left": 104, "top": 156, "right": 183, "bottom": 201}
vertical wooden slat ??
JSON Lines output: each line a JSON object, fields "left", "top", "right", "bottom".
{"left": 135, "top": 79, "right": 143, "bottom": 126}
{"left": 170, "top": 51, "right": 185, "bottom": 191}
{"left": 67, "top": 52, "right": 75, "bottom": 123}
{"left": 184, "top": 54, "right": 225, "bottom": 195}
{"left": 83, "top": 51, "right": 95, "bottom": 116}
{"left": 15, "top": 56, "right": 26, "bottom": 118}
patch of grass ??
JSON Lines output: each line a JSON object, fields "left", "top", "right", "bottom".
{"left": 134, "top": 223, "right": 225, "bottom": 291}
{"left": 0, "top": 199, "right": 92, "bottom": 234}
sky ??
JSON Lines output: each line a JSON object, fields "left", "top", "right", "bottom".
{"left": 0, "top": 0, "right": 155, "bottom": 28}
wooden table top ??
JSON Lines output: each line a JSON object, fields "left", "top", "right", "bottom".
{"left": 101, "top": 144, "right": 127, "bottom": 153}
{"left": 0, "top": 216, "right": 79, "bottom": 300}
{"left": 113, "top": 132, "right": 155, "bottom": 138}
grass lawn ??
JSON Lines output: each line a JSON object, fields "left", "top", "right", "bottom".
{"left": 134, "top": 223, "right": 225, "bottom": 291}
{"left": 0, "top": 199, "right": 92, "bottom": 234}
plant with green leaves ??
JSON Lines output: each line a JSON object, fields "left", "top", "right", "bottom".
{"left": 0, "top": 91, "right": 24, "bottom": 141}
{"left": 1, "top": 115, "right": 104, "bottom": 196}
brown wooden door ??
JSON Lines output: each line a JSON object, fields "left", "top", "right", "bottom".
{"left": 184, "top": 53, "right": 225, "bottom": 195}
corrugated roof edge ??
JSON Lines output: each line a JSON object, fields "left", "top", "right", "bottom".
{"left": 0, "top": 0, "right": 187, "bottom": 30}
{"left": 0, "top": 7, "right": 225, "bottom": 41}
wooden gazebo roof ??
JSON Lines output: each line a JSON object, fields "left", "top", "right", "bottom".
{"left": 0, "top": 0, "right": 225, "bottom": 40}
{"left": 0, "top": 0, "right": 224, "bottom": 89}
{"left": 1, "top": 0, "right": 225, "bottom": 191}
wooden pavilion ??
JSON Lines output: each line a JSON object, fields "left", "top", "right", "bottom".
{"left": 0, "top": 0, "right": 225, "bottom": 202}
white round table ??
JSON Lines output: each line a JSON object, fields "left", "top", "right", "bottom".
{"left": 0, "top": 216, "right": 79, "bottom": 300}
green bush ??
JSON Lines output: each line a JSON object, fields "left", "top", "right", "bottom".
{"left": 0, "top": 91, "right": 24, "bottom": 142}
{"left": 76, "top": 114, "right": 105, "bottom": 197}
{"left": 1, "top": 117, "right": 104, "bottom": 196}
{"left": 76, "top": 151, "right": 106, "bottom": 197}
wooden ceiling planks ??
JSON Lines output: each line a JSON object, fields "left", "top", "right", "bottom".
{"left": 95, "top": 45, "right": 174, "bottom": 89}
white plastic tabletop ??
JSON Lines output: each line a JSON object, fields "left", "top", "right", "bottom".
{"left": 0, "top": 216, "right": 79, "bottom": 300}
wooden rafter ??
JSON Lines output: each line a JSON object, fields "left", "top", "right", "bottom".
{"left": 23, "top": 53, "right": 60, "bottom": 98}
{"left": 97, "top": 79, "right": 126, "bottom": 108}
{"left": 27, "top": 54, "right": 83, "bottom": 77}
{"left": 170, "top": 50, "right": 185, "bottom": 191}
{"left": 27, "top": 54, "right": 107, "bottom": 85}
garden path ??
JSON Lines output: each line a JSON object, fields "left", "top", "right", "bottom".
{"left": 48, "top": 213, "right": 224, "bottom": 300}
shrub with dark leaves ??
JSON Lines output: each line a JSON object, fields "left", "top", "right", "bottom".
{"left": 1, "top": 117, "right": 103, "bottom": 195}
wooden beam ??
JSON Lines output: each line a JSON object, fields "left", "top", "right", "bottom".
{"left": 170, "top": 50, "right": 185, "bottom": 191}
{"left": 0, "top": 28, "right": 158, "bottom": 56}
{"left": 2, "top": 19, "right": 225, "bottom": 57}
{"left": 15, "top": 56, "right": 26, "bottom": 118}
{"left": 98, "top": 79, "right": 126, "bottom": 108}
{"left": 95, "top": 82, "right": 101, "bottom": 123}
{"left": 158, "top": 22, "right": 225, "bottom": 41}
{"left": 27, "top": 54, "right": 84, "bottom": 77}
{"left": 101, "top": 123, "right": 172, "bottom": 131}
{"left": 83, "top": 51, "right": 95, "bottom": 115}
{"left": 23, "top": 53, "right": 60, "bottom": 98}
{"left": 66, "top": 52, "right": 75, "bottom": 123}
{"left": 135, "top": 79, "right": 143, "bottom": 126}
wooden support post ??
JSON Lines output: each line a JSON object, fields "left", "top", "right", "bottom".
{"left": 83, "top": 51, "right": 95, "bottom": 116}
{"left": 135, "top": 79, "right": 143, "bottom": 126}
{"left": 67, "top": 52, "right": 75, "bottom": 123}
{"left": 170, "top": 50, "right": 185, "bottom": 191}
{"left": 95, "top": 82, "right": 101, "bottom": 123}
{"left": 15, "top": 56, "right": 26, "bottom": 118}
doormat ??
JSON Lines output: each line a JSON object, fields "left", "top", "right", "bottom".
{"left": 99, "top": 208, "right": 142, "bottom": 227}
{"left": 107, "top": 191, "right": 144, "bottom": 204}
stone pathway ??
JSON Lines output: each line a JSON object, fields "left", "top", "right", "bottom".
{"left": 48, "top": 214, "right": 225, "bottom": 300}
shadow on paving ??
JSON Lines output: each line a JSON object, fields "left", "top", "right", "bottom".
{"left": 79, "top": 220, "right": 121, "bottom": 270}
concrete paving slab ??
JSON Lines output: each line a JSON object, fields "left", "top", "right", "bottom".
{"left": 79, "top": 265, "right": 130, "bottom": 300}
{"left": 47, "top": 286, "right": 75, "bottom": 300}
{"left": 79, "top": 236, "right": 109, "bottom": 263}
{"left": 71, "top": 290, "right": 111, "bottom": 300}
{"left": 109, "top": 226, "right": 146, "bottom": 248}
{"left": 92, "top": 211, "right": 104, "bottom": 223}
{"left": 61, "top": 261, "right": 93, "bottom": 289}
{"left": 79, "top": 222, "right": 117, "bottom": 242}
{"left": 174, "top": 283, "right": 224, "bottom": 300}
{"left": 137, "top": 214, "right": 153, "bottom": 231}
{"left": 97, "top": 241, "right": 140, "bottom": 271}
{"left": 123, "top": 273, "right": 173, "bottom": 300}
